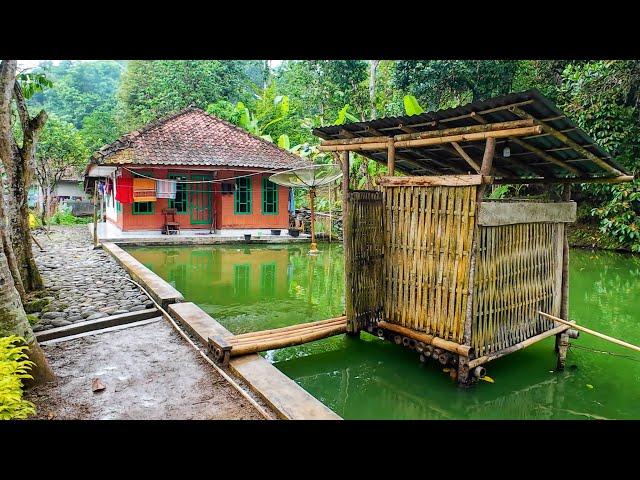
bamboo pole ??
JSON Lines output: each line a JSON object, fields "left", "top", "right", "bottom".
{"left": 393, "top": 119, "right": 535, "bottom": 142}
{"left": 309, "top": 187, "right": 318, "bottom": 253}
{"left": 493, "top": 175, "right": 634, "bottom": 185}
{"left": 393, "top": 126, "right": 541, "bottom": 149}
{"left": 387, "top": 138, "right": 396, "bottom": 175}
{"left": 450, "top": 142, "right": 480, "bottom": 172}
{"left": 509, "top": 106, "right": 623, "bottom": 176}
{"left": 229, "top": 323, "right": 347, "bottom": 356}
{"left": 341, "top": 150, "right": 357, "bottom": 335}
{"left": 539, "top": 311, "right": 640, "bottom": 353}
{"left": 377, "top": 321, "right": 472, "bottom": 357}
{"left": 228, "top": 317, "right": 346, "bottom": 344}
{"left": 469, "top": 322, "right": 571, "bottom": 368}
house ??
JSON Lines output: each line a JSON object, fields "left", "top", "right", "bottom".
{"left": 30, "top": 167, "right": 91, "bottom": 216}
{"left": 84, "top": 107, "right": 309, "bottom": 234}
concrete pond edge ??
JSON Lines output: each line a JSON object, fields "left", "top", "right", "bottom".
{"left": 100, "top": 241, "right": 341, "bottom": 420}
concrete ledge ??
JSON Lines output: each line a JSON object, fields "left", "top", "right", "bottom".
{"left": 101, "top": 242, "right": 184, "bottom": 309}
{"left": 168, "top": 302, "right": 341, "bottom": 420}
{"left": 35, "top": 308, "right": 159, "bottom": 342}
{"left": 478, "top": 201, "right": 576, "bottom": 226}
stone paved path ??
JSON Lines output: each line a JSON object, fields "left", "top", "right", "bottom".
{"left": 31, "top": 225, "right": 154, "bottom": 331}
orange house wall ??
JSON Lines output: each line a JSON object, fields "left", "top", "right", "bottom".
{"left": 117, "top": 167, "right": 290, "bottom": 231}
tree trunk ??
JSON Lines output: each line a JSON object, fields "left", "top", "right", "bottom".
{"left": 0, "top": 178, "right": 26, "bottom": 302}
{"left": 369, "top": 60, "right": 379, "bottom": 119}
{"left": 6, "top": 160, "right": 43, "bottom": 291}
{"left": 41, "top": 184, "right": 50, "bottom": 227}
{"left": 0, "top": 60, "right": 53, "bottom": 386}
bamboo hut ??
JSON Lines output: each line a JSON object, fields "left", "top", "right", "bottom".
{"left": 313, "top": 89, "right": 633, "bottom": 385}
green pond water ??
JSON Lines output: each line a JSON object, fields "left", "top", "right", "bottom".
{"left": 127, "top": 243, "right": 640, "bottom": 419}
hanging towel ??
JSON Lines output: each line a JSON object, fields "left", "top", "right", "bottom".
{"left": 115, "top": 177, "right": 134, "bottom": 204}
{"left": 156, "top": 179, "right": 177, "bottom": 199}
{"left": 104, "top": 178, "right": 112, "bottom": 195}
{"left": 133, "top": 178, "right": 157, "bottom": 202}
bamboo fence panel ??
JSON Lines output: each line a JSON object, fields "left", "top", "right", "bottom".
{"left": 381, "top": 185, "right": 476, "bottom": 343}
{"left": 470, "top": 222, "right": 561, "bottom": 357}
{"left": 347, "top": 190, "right": 384, "bottom": 330}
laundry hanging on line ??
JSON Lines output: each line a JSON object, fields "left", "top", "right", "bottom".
{"left": 133, "top": 178, "right": 157, "bottom": 202}
{"left": 156, "top": 179, "right": 177, "bottom": 199}
{"left": 115, "top": 177, "right": 133, "bottom": 204}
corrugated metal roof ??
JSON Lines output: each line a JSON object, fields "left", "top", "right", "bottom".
{"left": 313, "top": 89, "right": 630, "bottom": 179}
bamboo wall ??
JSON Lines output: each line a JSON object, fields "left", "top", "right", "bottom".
{"left": 381, "top": 185, "right": 476, "bottom": 344}
{"left": 347, "top": 183, "right": 568, "bottom": 360}
{"left": 347, "top": 190, "right": 384, "bottom": 329}
{"left": 470, "top": 223, "right": 562, "bottom": 357}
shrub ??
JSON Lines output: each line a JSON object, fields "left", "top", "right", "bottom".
{"left": 0, "top": 336, "right": 36, "bottom": 420}
{"left": 51, "top": 207, "right": 92, "bottom": 225}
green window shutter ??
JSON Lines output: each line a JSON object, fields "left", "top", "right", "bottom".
{"left": 132, "top": 201, "right": 154, "bottom": 215}
{"left": 234, "top": 177, "right": 252, "bottom": 214}
{"left": 261, "top": 178, "right": 278, "bottom": 215}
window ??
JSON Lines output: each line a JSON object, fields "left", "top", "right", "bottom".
{"left": 233, "top": 264, "right": 250, "bottom": 296}
{"left": 132, "top": 171, "right": 154, "bottom": 215}
{"left": 169, "top": 174, "right": 188, "bottom": 213}
{"left": 262, "top": 178, "right": 278, "bottom": 215}
{"left": 133, "top": 201, "right": 154, "bottom": 214}
{"left": 234, "top": 177, "right": 252, "bottom": 214}
{"left": 260, "top": 263, "right": 276, "bottom": 297}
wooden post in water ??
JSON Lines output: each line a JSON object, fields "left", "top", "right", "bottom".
{"left": 341, "top": 150, "right": 358, "bottom": 336}
{"left": 309, "top": 187, "right": 318, "bottom": 253}
{"left": 556, "top": 184, "right": 571, "bottom": 369}
{"left": 458, "top": 137, "right": 495, "bottom": 386}
{"left": 93, "top": 182, "right": 99, "bottom": 248}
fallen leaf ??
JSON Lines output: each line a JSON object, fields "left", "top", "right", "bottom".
{"left": 480, "top": 376, "right": 495, "bottom": 383}
{"left": 92, "top": 378, "right": 106, "bottom": 392}
{"left": 442, "top": 368, "right": 451, "bottom": 373}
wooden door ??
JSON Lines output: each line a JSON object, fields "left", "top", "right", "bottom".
{"left": 189, "top": 175, "right": 212, "bottom": 225}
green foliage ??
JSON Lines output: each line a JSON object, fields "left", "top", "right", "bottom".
{"left": 488, "top": 185, "right": 511, "bottom": 199}
{"left": 117, "top": 60, "right": 258, "bottom": 129}
{"left": 591, "top": 180, "right": 640, "bottom": 252}
{"left": 394, "top": 60, "right": 517, "bottom": 109}
{"left": 37, "top": 115, "right": 89, "bottom": 169}
{"left": 50, "top": 208, "right": 92, "bottom": 225}
{"left": 403, "top": 95, "right": 424, "bottom": 115}
{"left": 0, "top": 336, "right": 36, "bottom": 420}
{"left": 18, "top": 72, "right": 53, "bottom": 100}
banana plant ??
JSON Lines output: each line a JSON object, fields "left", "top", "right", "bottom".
{"left": 403, "top": 94, "right": 425, "bottom": 115}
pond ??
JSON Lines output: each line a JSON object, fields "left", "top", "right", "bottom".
{"left": 126, "top": 243, "right": 640, "bottom": 419}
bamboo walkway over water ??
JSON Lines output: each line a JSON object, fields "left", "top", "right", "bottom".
{"left": 209, "top": 316, "right": 347, "bottom": 365}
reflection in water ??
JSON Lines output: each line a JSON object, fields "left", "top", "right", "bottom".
{"left": 127, "top": 245, "right": 640, "bottom": 420}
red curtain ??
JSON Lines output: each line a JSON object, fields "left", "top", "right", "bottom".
{"left": 115, "top": 177, "right": 133, "bottom": 204}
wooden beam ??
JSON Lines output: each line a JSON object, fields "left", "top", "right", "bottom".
{"left": 468, "top": 323, "right": 571, "bottom": 369}
{"left": 469, "top": 110, "right": 567, "bottom": 177}
{"left": 450, "top": 141, "right": 480, "bottom": 172}
{"left": 509, "top": 106, "right": 622, "bottom": 176}
{"left": 319, "top": 142, "right": 388, "bottom": 152}
{"left": 393, "top": 119, "right": 535, "bottom": 142}
{"left": 394, "top": 126, "right": 542, "bottom": 149}
{"left": 494, "top": 175, "right": 634, "bottom": 185}
{"left": 377, "top": 321, "right": 473, "bottom": 357}
{"left": 509, "top": 137, "right": 580, "bottom": 174}
{"left": 378, "top": 174, "right": 490, "bottom": 187}
{"left": 387, "top": 138, "right": 395, "bottom": 175}
{"left": 322, "top": 135, "right": 388, "bottom": 146}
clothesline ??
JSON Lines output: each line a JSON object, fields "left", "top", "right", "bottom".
{"left": 119, "top": 165, "right": 304, "bottom": 184}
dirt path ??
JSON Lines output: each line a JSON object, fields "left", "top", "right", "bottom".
{"left": 26, "top": 224, "right": 264, "bottom": 420}
{"left": 27, "top": 318, "right": 263, "bottom": 420}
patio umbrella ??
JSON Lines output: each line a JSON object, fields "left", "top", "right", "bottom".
{"left": 269, "top": 164, "right": 343, "bottom": 253}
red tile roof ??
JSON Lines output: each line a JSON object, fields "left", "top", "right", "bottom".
{"left": 89, "top": 107, "right": 310, "bottom": 170}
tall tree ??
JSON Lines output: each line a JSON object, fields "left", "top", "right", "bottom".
{"left": 394, "top": 60, "right": 518, "bottom": 109}
{"left": 0, "top": 64, "right": 48, "bottom": 291}
{"left": 117, "top": 60, "right": 257, "bottom": 129}
{"left": 0, "top": 60, "right": 54, "bottom": 385}
{"left": 369, "top": 60, "right": 380, "bottom": 119}
{"left": 35, "top": 115, "right": 89, "bottom": 225}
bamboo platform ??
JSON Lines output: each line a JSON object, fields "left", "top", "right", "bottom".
{"left": 208, "top": 316, "right": 347, "bottom": 365}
